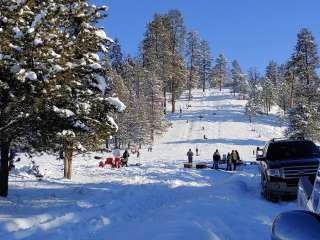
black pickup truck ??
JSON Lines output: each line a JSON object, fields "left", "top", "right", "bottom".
{"left": 256, "top": 139, "right": 320, "bottom": 201}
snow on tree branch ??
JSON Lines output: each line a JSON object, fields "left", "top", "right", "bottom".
{"left": 106, "top": 97, "right": 126, "bottom": 112}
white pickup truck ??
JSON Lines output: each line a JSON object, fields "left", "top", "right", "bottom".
{"left": 298, "top": 166, "right": 320, "bottom": 213}
{"left": 271, "top": 165, "right": 320, "bottom": 240}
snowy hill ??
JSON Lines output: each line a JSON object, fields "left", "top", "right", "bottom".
{"left": 0, "top": 89, "right": 294, "bottom": 240}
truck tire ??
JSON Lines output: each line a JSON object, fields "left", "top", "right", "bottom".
{"left": 261, "top": 174, "right": 278, "bottom": 202}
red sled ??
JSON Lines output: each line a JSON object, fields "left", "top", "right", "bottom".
{"left": 114, "top": 157, "right": 121, "bottom": 168}
{"left": 99, "top": 161, "right": 105, "bottom": 168}
{"left": 105, "top": 157, "right": 114, "bottom": 167}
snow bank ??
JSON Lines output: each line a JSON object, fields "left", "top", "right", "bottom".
{"left": 0, "top": 89, "right": 292, "bottom": 240}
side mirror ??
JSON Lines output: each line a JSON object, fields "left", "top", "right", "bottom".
{"left": 272, "top": 210, "right": 320, "bottom": 240}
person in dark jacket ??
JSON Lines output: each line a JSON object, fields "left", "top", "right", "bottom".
{"left": 213, "top": 149, "right": 221, "bottom": 170}
{"left": 231, "top": 150, "right": 238, "bottom": 171}
{"left": 122, "top": 149, "right": 130, "bottom": 167}
{"left": 187, "top": 149, "right": 194, "bottom": 164}
{"left": 226, "top": 152, "right": 232, "bottom": 171}
{"left": 235, "top": 150, "right": 240, "bottom": 162}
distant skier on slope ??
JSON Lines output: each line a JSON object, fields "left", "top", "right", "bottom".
{"left": 187, "top": 149, "right": 194, "bottom": 164}
{"left": 196, "top": 147, "right": 199, "bottom": 156}
{"left": 213, "top": 149, "right": 221, "bottom": 170}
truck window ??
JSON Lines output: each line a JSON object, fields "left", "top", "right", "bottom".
{"left": 266, "top": 141, "right": 320, "bottom": 161}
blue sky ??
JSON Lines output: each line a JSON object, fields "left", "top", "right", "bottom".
{"left": 97, "top": 0, "right": 320, "bottom": 73}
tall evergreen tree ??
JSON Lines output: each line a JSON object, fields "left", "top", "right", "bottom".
{"left": 265, "top": 61, "right": 278, "bottom": 86}
{"left": 186, "top": 31, "right": 201, "bottom": 101}
{"left": 246, "top": 68, "right": 263, "bottom": 119}
{"left": 231, "top": 60, "right": 242, "bottom": 95}
{"left": 141, "top": 14, "right": 171, "bottom": 114}
{"left": 276, "top": 64, "right": 290, "bottom": 112}
{"left": 109, "top": 39, "right": 124, "bottom": 75}
{"left": 286, "top": 28, "right": 320, "bottom": 140}
{"left": 0, "top": 1, "right": 121, "bottom": 196}
{"left": 212, "top": 54, "right": 227, "bottom": 91}
{"left": 167, "top": 10, "right": 187, "bottom": 113}
{"left": 198, "top": 40, "right": 212, "bottom": 92}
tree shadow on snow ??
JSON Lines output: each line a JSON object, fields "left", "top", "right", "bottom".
{"left": 165, "top": 138, "right": 266, "bottom": 146}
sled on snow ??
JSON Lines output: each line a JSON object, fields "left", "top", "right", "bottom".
{"left": 183, "top": 162, "right": 209, "bottom": 169}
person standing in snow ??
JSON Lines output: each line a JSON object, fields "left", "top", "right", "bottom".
{"left": 58, "top": 149, "right": 64, "bottom": 161}
{"left": 213, "top": 149, "right": 221, "bottom": 170}
{"left": 113, "top": 147, "right": 121, "bottom": 158}
{"left": 235, "top": 150, "right": 240, "bottom": 162}
{"left": 196, "top": 147, "right": 199, "bottom": 156}
{"left": 226, "top": 152, "right": 232, "bottom": 171}
{"left": 231, "top": 150, "right": 238, "bottom": 171}
{"left": 187, "top": 149, "right": 194, "bottom": 164}
{"left": 122, "top": 149, "right": 130, "bottom": 167}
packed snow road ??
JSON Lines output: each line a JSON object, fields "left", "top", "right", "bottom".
{"left": 0, "top": 89, "right": 295, "bottom": 240}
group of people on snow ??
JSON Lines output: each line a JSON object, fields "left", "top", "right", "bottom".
{"left": 187, "top": 148, "right": 241, "bottom": 171}
{"left": 112, "top": 148, "right": 130, "bottom": 167}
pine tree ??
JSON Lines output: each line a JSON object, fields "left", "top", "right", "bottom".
{"left": 286, "top": 28, "right": 320, "bottom": 140}
{"left": 231, "top": 60, "right": 243, "bottom": 95}
{"left": 276, "top": 64, "right": 290, "bottom": 112}
{"left": 141, "top": 14, "right": 171, "bottom": 114}
{"left": 286, "top": 103, "right": 320, "bottom": 140}
{"left": 212, "top": 54, "right": 227, "bottom": 91}
{"left": 144, "top": 70, "right": 166, "bottom": 143}
{"left": 0, "top": 1, "right": 121, "bottom": 196}
{"left": 260, "top": 61, "right": 278, "bottom": 114}
{"left": 186, "top": 31, "right": 201, "bottom": 101}
{"left": 246, "top": 68, "right": 263, "bottom": 118}
{"left": 109, "top": 39, "right": 123, "bottom": 75}
{"left": 198, "top": 40, "right": 212, "bottom": 92}
{"left": 261, "top": 76, "right": 274, "bottom": 114}
{"left": 167, "top": 10, "right": 187, "bottom": 113}
{"left": 265, "top": 61, "right": 278, "bottom": 86}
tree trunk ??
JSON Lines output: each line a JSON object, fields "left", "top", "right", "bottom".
{"left": 64, "top": 140, "right": 74, "bottom": 179}
{"left": 0, "top": 140, "right": 10, "bottom": 197}
{"left": 290, "top": 76, "right": 294, "bottom": 108}
{"left": 171, "top": 80, "right": 176, "bottom": 113}
{"left": 151, "top": 128, "right": 154, "bottom": 143}
{"left": 64, "top": 155, "right": 68, "bottom": 178}
{"left": 163, "top": 90, "right": 166, "bottom": 114}
{"left": 202, "top": 65, "right": 206, "bottom": 93}
{"left": 172, "top": 94, "right": 176, "bottom": 113}
{"left": 188, "top": 55, "right": 194, "bottom": 101}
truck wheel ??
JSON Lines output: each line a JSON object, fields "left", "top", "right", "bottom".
{"left": 261, "top": 175, "right": 278, "bottom": 202}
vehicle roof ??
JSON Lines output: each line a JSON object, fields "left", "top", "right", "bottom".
{"left": 268, "top": 139, "right": 314, "bottom": 144}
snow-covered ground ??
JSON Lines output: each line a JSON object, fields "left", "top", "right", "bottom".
{"left": 0, "top": 89, "right": 295, "bottom": 240}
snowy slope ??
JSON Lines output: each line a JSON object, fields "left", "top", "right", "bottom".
{"left": 0, "top": 89, "right": 295, "bottom": 240}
